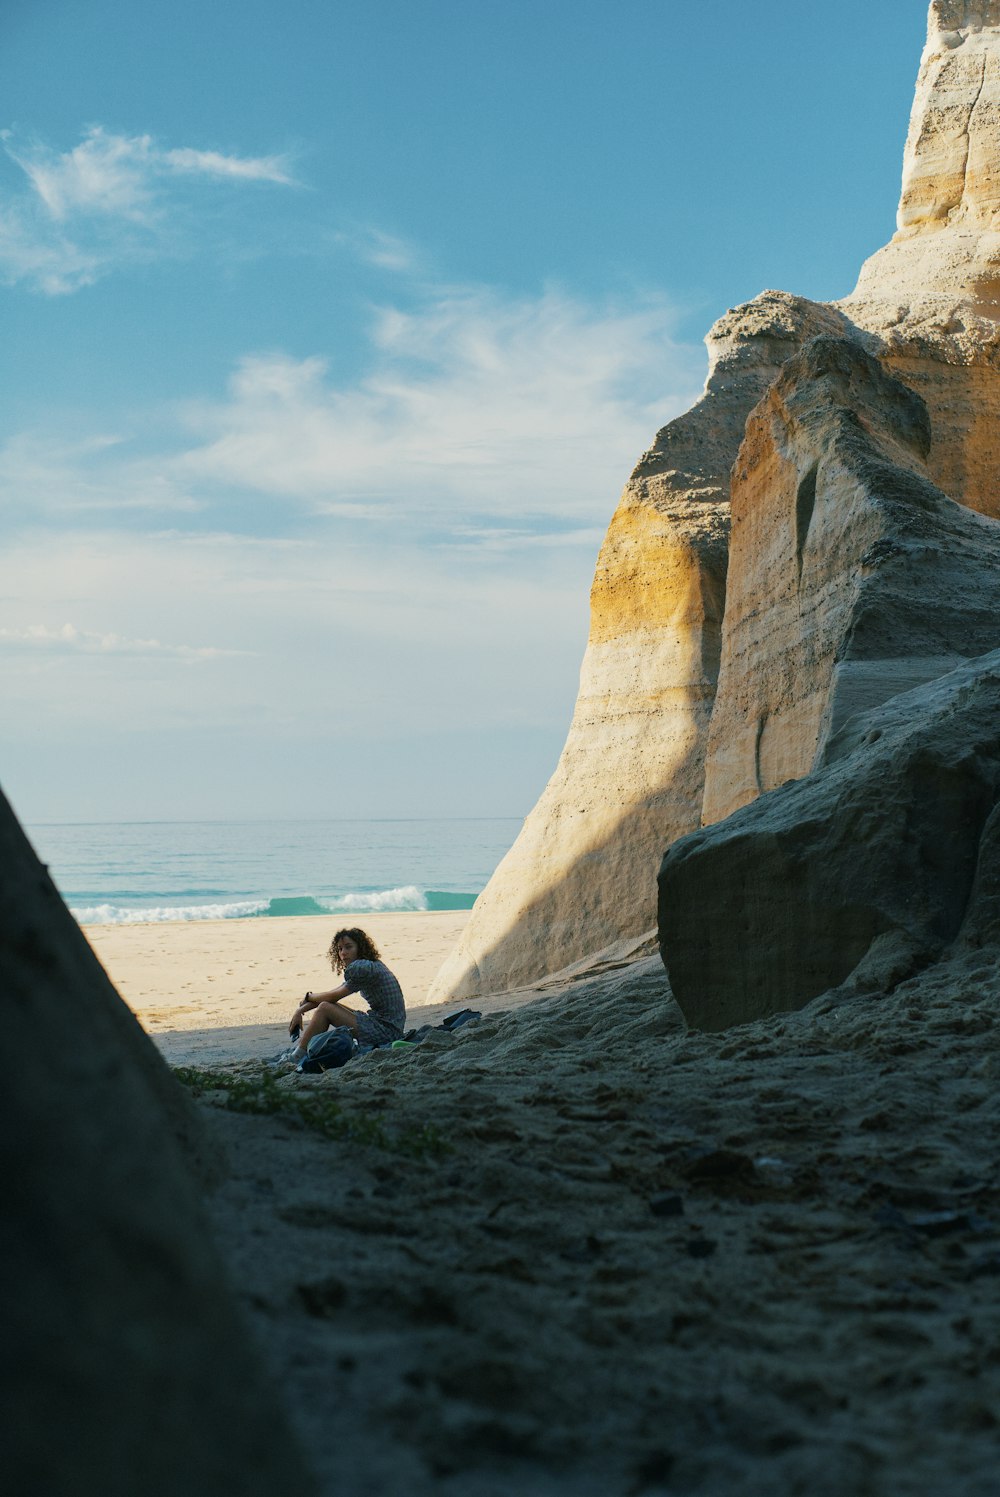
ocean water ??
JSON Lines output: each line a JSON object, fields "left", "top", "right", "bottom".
{"left": 24, "top": 817, "right": 521, "bottom": 926}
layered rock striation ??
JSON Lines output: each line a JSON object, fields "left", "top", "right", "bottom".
{"left": 429, "top": 295, "right": 848, "bottom": 1002}
{"left": 666, "top": 2, "right": 1000, "bottom": 1026}
{"left": 701, "top": 336, "right": 1000, "bottom": 825}
{"left": 844, "top": 1, "right": 1000, "bottom": 518}
{"left": 433, "top": 1, "right": 1000, "bottom": 1008}
{"left": 852, "top": 0, "right": 1000, "bottom": 306}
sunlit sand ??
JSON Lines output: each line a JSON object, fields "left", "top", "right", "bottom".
{"left": 83, "top": 909, "right": 471, "bottom": 1062}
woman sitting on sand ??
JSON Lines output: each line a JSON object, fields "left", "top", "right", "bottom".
{"left": 284, "top": 927, "right": 406, "bottom": 1063}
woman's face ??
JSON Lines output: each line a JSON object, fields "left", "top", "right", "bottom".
{"left": 337, "top": 935, "right": 359, "bottom": 965}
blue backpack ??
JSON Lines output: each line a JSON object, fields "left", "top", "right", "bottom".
{"left": 298, "top": 1027, "right": 355, "bottom": 1073}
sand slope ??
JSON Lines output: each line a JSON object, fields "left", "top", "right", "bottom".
{"left": 189, "top": 944, "right": 1000, "bottom": 1496}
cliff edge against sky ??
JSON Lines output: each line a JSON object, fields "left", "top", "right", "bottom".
{"left": 431, "top": 1, "right": 1000, "bottom": 1006}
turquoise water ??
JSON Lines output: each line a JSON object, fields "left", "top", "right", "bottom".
{"left": 24, "top": 817, "right": 520, "bottom": 925}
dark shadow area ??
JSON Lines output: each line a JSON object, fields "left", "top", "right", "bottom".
{"left": 0, "top": 782, "right": 315, "bottom": 1495}
{"left": 439, "top": 728, "right": 707, "bottom": 1002}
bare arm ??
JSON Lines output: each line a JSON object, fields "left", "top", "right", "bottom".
{"left": 302, "top": 982, "right": 352, "bottom": 1006}
{"left": 289, "top": 982, "right": 352, "bottom": 1035}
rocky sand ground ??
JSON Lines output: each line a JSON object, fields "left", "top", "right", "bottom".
{"left": 182, "top": 945, "right": 1000, "bottom": 1495}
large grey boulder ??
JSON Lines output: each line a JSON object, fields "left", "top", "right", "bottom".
{"left": 0, "top": 787, "right": 315, "bottom": 1495}
{"left": 659, "top": 651, "right": 1000, "bottom": 1031}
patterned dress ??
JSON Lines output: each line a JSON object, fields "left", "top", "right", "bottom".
{"left": 342, "top": 958, "right": 406, "bottom": 1046}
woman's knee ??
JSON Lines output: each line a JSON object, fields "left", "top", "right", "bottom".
{"left": 318, "top": 1000, "right": 356, "bottom": 1031}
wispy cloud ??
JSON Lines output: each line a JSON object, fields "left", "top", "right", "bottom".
{"left": 160, "top": 146, "right": 294, "bottom": 186}
{"left": 0, "top": 203, "right": 102, "bottom": 294}
{"left": 441, "top": 524, "right": 608, "bottom": 553}
{"left": 0, "top": 524, "right": 590, "bottom": 746}
{"left": 4, "top": 125, "right": 295, "bottom": 219}
{"left": 0, "top": 280, "right": 704, "bottom": 537}
{"left": 0, "top": 125, "right": 296, "bottom": 292}
{"left": 0, "top": 272, "right": 704, "bottom": 788}
{"left": 345, "top": 224, "right": 420, "bottom": 273}
{"left": 0, "top": 621, "right": 240, "bottom": 658}
{"left": 0, "top": 429, "right": 198, "bottom": 514}
{"left": 174, "top": 285, "right": 704, "bottom": 529}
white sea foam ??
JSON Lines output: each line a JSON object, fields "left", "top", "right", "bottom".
{"left": 34, "top": 817, "right": 511, "bottom": 929}
{"left": 71, "top": 885, "right": 433, "bottom": 925}
{"left": 72, "top": 899, "right": 268, "bottom": 925}
{"left": 324, "top": 885, "right": 428, "bottom": 913}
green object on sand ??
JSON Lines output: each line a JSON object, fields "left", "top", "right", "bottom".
{"left": 391, "top": 1039, "right": 417, "bottom": 1050}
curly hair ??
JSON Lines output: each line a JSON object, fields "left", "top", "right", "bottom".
{"left": 328, "top": 926, "right": 382, "bottom": 973}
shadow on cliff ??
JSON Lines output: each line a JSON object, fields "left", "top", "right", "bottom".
{"left": 437, "top": 730, "right": 707, "bottom": 1003}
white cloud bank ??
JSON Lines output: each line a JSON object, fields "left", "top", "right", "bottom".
{"left": 176, "top": 285, "right": 704, "bottom": 527}
{"left": 0, "top": 210, "right": 707, "bottom": 814}
{"left": 2, "top": 280, "right": 705, "bottom": 537}
{"left": 0, "top": 125, "right": 295, "bottom": 292}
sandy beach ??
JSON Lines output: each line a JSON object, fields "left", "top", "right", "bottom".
{"left": 83, "top": 910, "right": 473, "bottom": 1065}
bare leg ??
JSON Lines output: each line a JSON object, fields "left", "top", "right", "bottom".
{"left": 295, "top": 1000, "right": 359, "bottom": 1055}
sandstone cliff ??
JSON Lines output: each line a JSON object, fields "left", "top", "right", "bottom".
{"left": 428, "top": 295, "right": 848, "bottom": 1002}
{"left": 843, "top": 0, "right": 1000, "bottom": 519}
{"left": 701, "top": 336, "right": 1000, "bottom": 825}
{"left": 432, "top": 0, "right": 1000, "bottom": 1005}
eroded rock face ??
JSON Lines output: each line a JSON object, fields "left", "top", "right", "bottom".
{"left": 844, "top": 1, "right": 1000, "bottom": 518}
{"left": 429, "top": 295, "right": 847, "bottom": 1002}
{"left": 850, "top": 0, "right": 1000, "bottom": 307}
{"left": 660, "top": 651, "right": 1000, "bottom": 1031}
{"left": 0, "top": 788, "right": 313, "bottom": 1496}
{"left": 431, "top": 1, "right": 1000, "bottom": 1005}
{"left": 896, "top": 2, "right": 1000, "bottom": 236}
{"left": 701, "top": 336, "right": 1000, "bottom": 825}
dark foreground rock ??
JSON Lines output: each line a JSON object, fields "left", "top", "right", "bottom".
{"left": 0, "top": 786, "right": 314, "bottom": 1496}
{"left": 659, "top": 650, "right": 1000, "bottom": 1031}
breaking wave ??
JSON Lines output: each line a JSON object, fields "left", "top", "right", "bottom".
{"left": 72, "top": 886, "right": 477, "bottom": 925}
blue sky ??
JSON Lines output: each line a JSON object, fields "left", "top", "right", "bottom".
{"left": 1, "top": 0, "right": 926, "bottom": 823}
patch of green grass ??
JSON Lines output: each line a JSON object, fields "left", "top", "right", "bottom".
{"left": 172, "top": 1064, "right": 449, "bottom": 1159}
